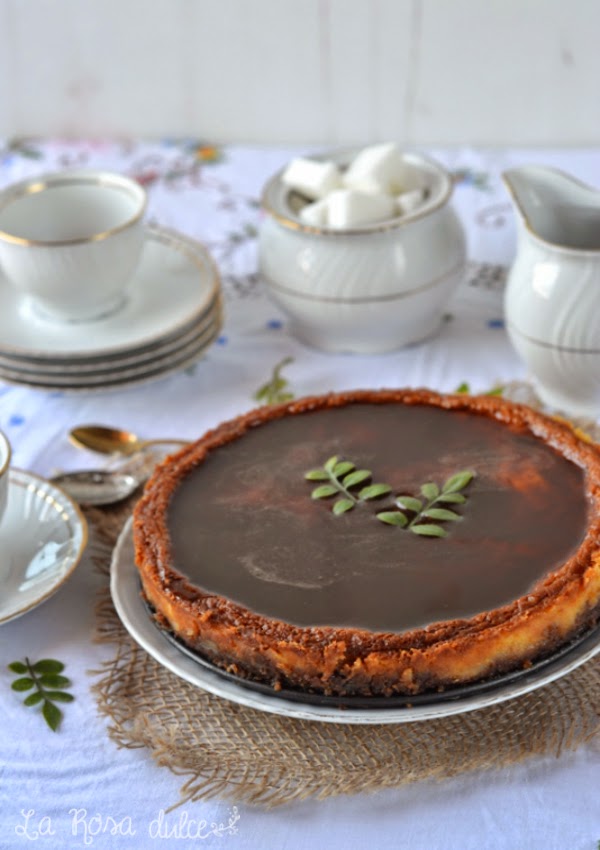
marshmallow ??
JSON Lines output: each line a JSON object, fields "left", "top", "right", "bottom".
{"left": 299, "top": 197, "right": 330, "bottom": 227}
{"left": 327, "top": 189, "right": 396, "bottom": 229}
{"left": 282, "top": 157, "right": 342, "bottom": 200}
{"left": 396, "top": 188, "right": 426, "bottom": 217}
{"left": 343, "top": 142, "right": 407, "bottom": 195}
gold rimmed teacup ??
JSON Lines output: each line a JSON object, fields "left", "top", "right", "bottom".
{"left": 0, "top": 170, "right": 147, "bottom": 323}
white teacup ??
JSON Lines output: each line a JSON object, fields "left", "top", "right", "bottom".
{"left": 0, "top": 170, "right": 147, "bottom": 323}
{"left": 0, "top": 429, "right": 11, "bottom": 526}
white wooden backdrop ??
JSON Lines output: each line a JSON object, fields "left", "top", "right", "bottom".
{"left": 0, "top": 0, "right": 598, "bottom": 145}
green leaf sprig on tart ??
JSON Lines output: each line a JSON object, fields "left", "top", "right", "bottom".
{"left": 376, "top": 470, "right": 475, "bottom": 537}
{"left": 306, "top": 458, "right": 474, "bottom": 537}
{"left": 305, "top": 455, "right": 392, "bottom": 515}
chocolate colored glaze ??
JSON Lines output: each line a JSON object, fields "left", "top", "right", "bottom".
{"left": 167, "top": 403, "right": 587, "bottom": 632}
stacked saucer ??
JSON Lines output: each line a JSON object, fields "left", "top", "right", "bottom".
{"left": 0, "top": 226, "right": 223, "bottom": 391}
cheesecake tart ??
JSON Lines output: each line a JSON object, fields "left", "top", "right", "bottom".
{"left": 133, "top": 389, "right": 600, "bottom": 697}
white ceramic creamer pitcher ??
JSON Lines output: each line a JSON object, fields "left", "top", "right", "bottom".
{"left": 504, "top": 165, "right": 600, "bottom": 417}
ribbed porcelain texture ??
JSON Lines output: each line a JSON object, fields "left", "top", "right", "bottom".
{"left": 504, "top": 165, "right": 600, "bottom": 415}
{"left": 1, "top": 223, "right": 145, "bottom": 321}
{"left": 0, "top": 429, "right": 10, "bottom": 525}
{"left": 258, "top": 151, "right": 466, "bottom": 354}
{"left": 0, "top": 469, "right": 87, "bottom": 624}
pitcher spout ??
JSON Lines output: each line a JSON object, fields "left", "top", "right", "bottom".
{"left": 503, "top": 165, "right": 600, "bottom": 251}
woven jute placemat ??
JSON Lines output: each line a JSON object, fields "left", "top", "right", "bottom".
{"left": 89, "top": 384, "right": 600, "bottom": 808}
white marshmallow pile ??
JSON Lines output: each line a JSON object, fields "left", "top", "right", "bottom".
{"left": 281, "top": 142, "right": 427, "bottom": 229}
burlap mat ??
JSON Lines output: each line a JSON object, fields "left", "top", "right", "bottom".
{"left": 88, "top": 490, "right": 600, "bottom": 809}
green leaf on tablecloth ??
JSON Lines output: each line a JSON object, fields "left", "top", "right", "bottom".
{"left": 42, "top": 700, "right": 63, "bottom": 732}
{"left": 45, "top": 691, "right": 75, "bottom": 703}
{"left": 253, "top": 356, "right": 295, "bottom": 406}
{"left": 8, "top": 656, "right": 74, "bottom": 732}
{"left": 11, "top": 677, "right": 34, "bottom": 691}
{"left": 38, "top": 674, "right": 71, "bottom": 689}
{"left": 32, "top": 659, "right": 65, "bottom": 674}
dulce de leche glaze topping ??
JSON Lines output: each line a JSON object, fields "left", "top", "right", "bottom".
{"left": 166, "top": 400, "right": 588, "bottom": 632}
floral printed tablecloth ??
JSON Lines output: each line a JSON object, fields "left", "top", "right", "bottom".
{"left": 0, "top": 138, "right": 599, "bottom": 850}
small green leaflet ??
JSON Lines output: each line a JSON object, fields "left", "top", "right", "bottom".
{"left": 443, "top": 471, "right": 474, "bottom": 493}
{"left": 333, "top": 499, "right": 354, "bottom": 515}
{"left": 411, "top": 524, "right": 448, "bottom": 538}
{"left": 423, "top": 508, "right": 461, "bottom": 522}
{"left": 8, "top": 658, "right": 74, "bottom": 732}
{"left": 377, "top": 511, "right": 408, "bottom": 527}
{"left": 395, "top": 496, "right": 422, "bottom": 512}
{"left": 420, "top": 482, "right": 439, "bottom": 501}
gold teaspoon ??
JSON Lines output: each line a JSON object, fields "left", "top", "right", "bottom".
{"left": 69, "top": 425, "right": 188, "bottom": 457}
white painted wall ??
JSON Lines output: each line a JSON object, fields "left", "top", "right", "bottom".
{"left": 0, "top": 0, "right": 598, "bottom": 145}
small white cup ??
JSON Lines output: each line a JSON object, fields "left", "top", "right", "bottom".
{"left": 0, "top": 170, "right": 147, "bottom": 323}
{"left": 0, "top": 430, "right": 11, "bottom": 526}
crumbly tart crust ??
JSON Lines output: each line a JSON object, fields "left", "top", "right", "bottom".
{"left": 133, "top": 389, "right": 600, "bottom": 697}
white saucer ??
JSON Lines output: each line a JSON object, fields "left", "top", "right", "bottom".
{"left": 0, "top": 318, "right": 222, "bottom": 393}
{"left": 0, "top": 225, "right": 221, "bottom": 359}
{"left": 0, "top": 469, "right": 88, "bottom": 624}
{"left": 0, "top": 291, "right": 222, "bottom": 371}
{"left": 110, "top": 518, "right": 600, "bottom": 725}
{"left": 0, "top": 305, "right": 222, "bottom": 383}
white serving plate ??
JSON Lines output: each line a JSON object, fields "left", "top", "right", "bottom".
{"left": 111, "top": 518, "right": 600, "bottom": 725}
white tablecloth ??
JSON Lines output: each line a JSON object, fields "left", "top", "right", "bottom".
{"left": 0, "top": 139, "right": 598, "bottom": 849}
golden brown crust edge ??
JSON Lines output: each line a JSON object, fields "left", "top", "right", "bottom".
{"left": 133, "top": 388, "right": 600, "bottom": 697}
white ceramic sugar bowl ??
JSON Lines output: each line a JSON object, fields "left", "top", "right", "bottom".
{"left": 258, "top": 151, "right": 466, "bottom": 353}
